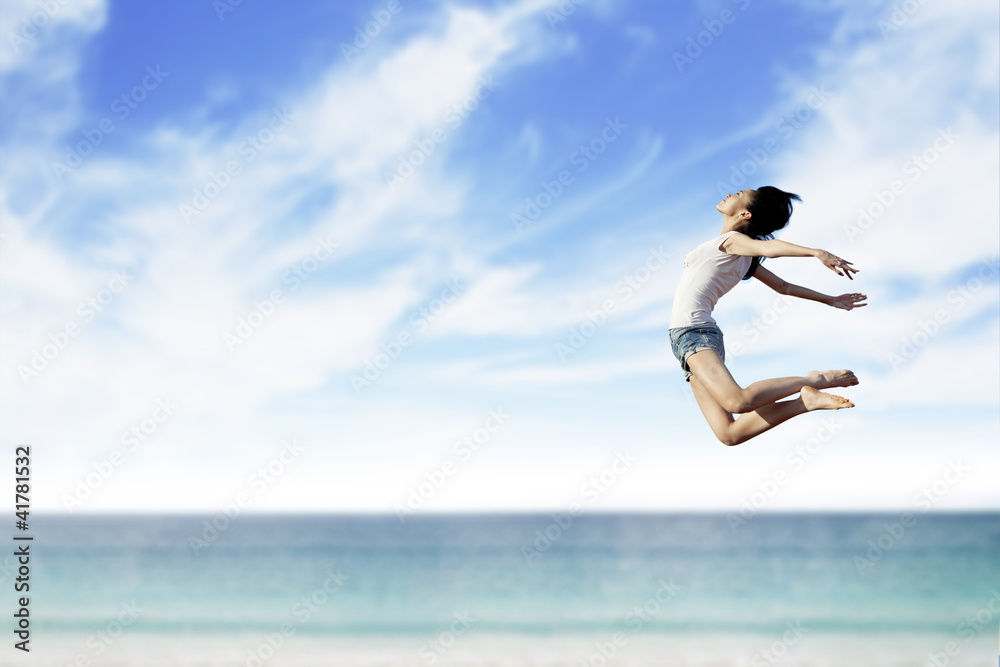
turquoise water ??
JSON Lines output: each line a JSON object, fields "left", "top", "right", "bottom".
{"left": 14, "top": 513, "right": 1000, "bottom": 638}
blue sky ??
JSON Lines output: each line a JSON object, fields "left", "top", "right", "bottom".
{"left": 1, "top": 0, "right": 997, "bottom": 513}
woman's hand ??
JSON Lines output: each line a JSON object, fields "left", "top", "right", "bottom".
{"left": 828, "top": 292, "right": 867, "bottom": 310}
{"left": 816, "top": 250, "right": 859, "bottom": 279}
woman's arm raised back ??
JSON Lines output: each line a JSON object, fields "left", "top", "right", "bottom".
{"left": 721, "top": 232, "right": 859, "bottom": 280}
{"left": 721, "top": 231, "right": 817, "bottom": 259}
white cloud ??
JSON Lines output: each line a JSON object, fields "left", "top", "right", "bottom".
{"left": 0, "top": 0, "right": 106, "bottom": 73}
{"left": 0, "top": 0, "right": 586, "bottom": 511}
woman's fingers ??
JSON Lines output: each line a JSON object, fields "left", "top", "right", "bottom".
{"left": 841, "top": 292, "right": 868, "bottom": 309}
{"left": 839, "top": 260, "right": 859, "bottom": 279}
{"left": 821, "top": 252, "right": 859, "bottom": 279}
{"left": 832, "top": 292, "right": 867, "bottom": 310}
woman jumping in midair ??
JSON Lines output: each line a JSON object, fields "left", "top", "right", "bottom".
{"left": 668, "top": 186, "right": 867, "bottom": 446}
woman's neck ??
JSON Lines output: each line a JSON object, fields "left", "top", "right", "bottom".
{"left": 720, "top": 215, "right": 747, "bottom": 235}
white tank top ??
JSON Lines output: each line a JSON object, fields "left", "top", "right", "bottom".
{"left": 669, "top": 230, "right": 752, "bottom": 328}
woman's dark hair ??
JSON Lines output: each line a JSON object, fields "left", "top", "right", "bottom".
{"left": 741, "top": 186, "right": 801, "bottom": 280}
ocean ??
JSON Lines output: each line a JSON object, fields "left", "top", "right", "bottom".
{"left": 6, "top": 512, "right": 999, "bottom": 666}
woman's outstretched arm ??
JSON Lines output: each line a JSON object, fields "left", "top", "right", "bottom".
{"left": 753, "top": 265, "right": 867, "bottom": 310}
{"left": 722, "top": 232, "right": 859, "bottom": 279}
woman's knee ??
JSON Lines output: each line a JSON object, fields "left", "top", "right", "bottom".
{"left": 719, "top": 390, "right": 753, "bottom": 414}
{"left": 691, "top": 377, "right": 747, "bottom": 413}
{"left": 714, "top": 427, "right": 743, "bottom": 447}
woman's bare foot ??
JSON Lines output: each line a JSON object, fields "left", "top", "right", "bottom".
{"left": 806, "top": 369, "right": 858, "bottom": 389}
{"left": 801, "top": 385, "right": 854, "bottom": 410}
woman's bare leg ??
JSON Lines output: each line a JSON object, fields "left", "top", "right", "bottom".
{"left": 686, "top": 349, "right": 857, "bottom": 414}
{"left": 690, "top": 376, "right": 854, "bottom": 446}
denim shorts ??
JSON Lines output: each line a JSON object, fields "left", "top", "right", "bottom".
{"left": 669, "top": 324, "right": 725, "bottom": 382}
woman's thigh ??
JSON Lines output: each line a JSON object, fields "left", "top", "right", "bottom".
{"left": 689, "top": 373, "right": 735, "bottom": 433}
{"left": 687, "top": 348, "right": 744, "bottom": 406}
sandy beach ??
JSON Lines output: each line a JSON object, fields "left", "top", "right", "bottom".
{"left": 11, "top": 631, "right": 996, "bottom": 667}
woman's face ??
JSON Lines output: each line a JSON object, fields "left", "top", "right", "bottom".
{"left": 716, "top": 189, "right": 754, "bottom": 219}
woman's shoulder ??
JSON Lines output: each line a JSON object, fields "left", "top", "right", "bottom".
{"left": 694, "top": 230, "right": 740, "bottom": 247}
{"left": 715, "top": 230, "right": 748, "bottom": 252}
